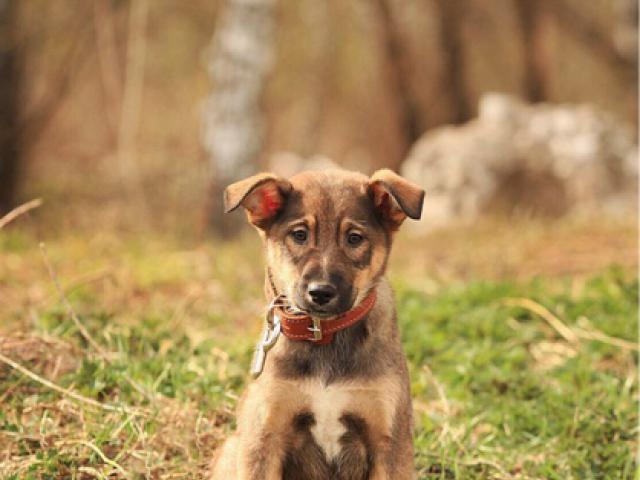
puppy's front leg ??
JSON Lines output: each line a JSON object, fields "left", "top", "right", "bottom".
{"left": 370, "top": 458, "right": 414, "bottom": 480}
{"left": 367, "top": 436, "right": 393, "bottom": 480}
{"left": 370, "top": 457, "right": 414, "bottom": 480}
{"left": 368, "top": 423, "right": 414, "bottom": 480}
{"left": 236, "top": 430, "right": 286, "bottom": 480}
{"left": 235, "top": 381, "right": 298, "bottom": 480}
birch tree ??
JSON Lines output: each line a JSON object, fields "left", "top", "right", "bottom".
{"left": 203, "top": 0, "right": 277, "bottom": 233}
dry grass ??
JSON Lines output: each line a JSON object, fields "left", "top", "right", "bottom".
{"left": 0, "top": 215, "right": 637, "bottom": 478}
{"left": 393, "top": 215, "right": 638, "bottom": 284}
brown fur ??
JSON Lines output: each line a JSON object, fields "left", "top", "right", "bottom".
{"left": 212, "top": 169, "right": 424, "bottom": 480}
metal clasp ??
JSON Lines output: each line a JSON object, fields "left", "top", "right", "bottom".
{"left": 308, "top": 317, "right": 322, "bottom": 341}
{"left": 249, "top": 299, "right": 283, "bottom": 378}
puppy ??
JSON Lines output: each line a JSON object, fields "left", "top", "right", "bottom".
{"left": 210, "top": 168, "right": 424, "bottom": 480}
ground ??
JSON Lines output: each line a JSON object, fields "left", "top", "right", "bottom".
{"left": 0, "top": 216, "right": 637, "bottom": 479}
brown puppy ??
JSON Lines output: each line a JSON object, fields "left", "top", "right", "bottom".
{"left": 210, "top": 169, "right": 424, "bottom": 480}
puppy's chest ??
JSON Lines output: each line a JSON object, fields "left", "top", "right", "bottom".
{"left": 296, "top": 380, "right": 393, "bottom": 460}
{"left": 304, "top": 383, "right": 351, "bottom": 460}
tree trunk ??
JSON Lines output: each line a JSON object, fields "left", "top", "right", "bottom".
{"left": 0, "top": 0, "right": 20, "bottom": 215}
{"left": 203, "top": 0, "right": 277, "bottom": 234}
{"left": 612, "top": 0, "right": 638, "bottom": 66}
{"left": 433, "top": 0, "right": 471, "bottom": 124}
{"left": 513, "top": 0, "right": 550, "bottom": 103}
{"left": 373, "top": 0, "right": 423, "bottom": 163}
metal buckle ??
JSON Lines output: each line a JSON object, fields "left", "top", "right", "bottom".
{"left": 308, "top": 317, "right": 322, "bottom": 341}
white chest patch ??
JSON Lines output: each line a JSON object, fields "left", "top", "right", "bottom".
{"left": 303, "top": 381, "right": 352, "bottom": 461}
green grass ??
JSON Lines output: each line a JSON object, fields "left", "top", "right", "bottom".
{"left": 0, "top": 227, "right": 637, "bottom": 479}
{"left": 399, "top": 269, "right": 638, "bottom": 479}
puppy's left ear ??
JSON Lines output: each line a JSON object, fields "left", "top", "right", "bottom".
{"left": 224, "top": 173, "right": 292, "bottom": 228}
{"left": 369, "top": 169, "right": 424, "bottom": 229}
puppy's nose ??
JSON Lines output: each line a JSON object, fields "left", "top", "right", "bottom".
{"left": 307, "top": 283, "right": 337, "bottom": 306}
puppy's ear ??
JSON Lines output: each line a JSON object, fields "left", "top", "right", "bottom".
{"left": 369, "top": 169, "right": 424, "bottom": 229}
{"left": 224, "top": 173, "right": 292, "bottom": 228}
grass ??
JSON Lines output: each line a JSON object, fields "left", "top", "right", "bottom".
{"left": 402, "top": 270, "right": 637, "bottom": 479}
{"left": 0, "top": 218, "right": 637, "bottom": 479}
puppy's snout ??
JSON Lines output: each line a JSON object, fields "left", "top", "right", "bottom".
{"left": 307, "top": 282, "right": 338, "bottom": 306}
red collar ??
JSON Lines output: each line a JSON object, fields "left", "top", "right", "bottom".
{"left": 274, "top": 290, "right": 377, "bottom": 345}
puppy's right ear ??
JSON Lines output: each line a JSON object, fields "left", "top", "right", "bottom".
{"left": 224, "top": 173, "right": 292, "bottom": 228}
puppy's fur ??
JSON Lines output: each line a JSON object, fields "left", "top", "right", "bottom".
{"left": 211, "top": 169, "right": 424, "bottom": 480}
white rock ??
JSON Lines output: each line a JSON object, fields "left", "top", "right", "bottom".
{"left": 402, "top": 93, "right": 638, "bottom": 231}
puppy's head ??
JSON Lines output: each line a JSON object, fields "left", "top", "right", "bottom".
{"left": 224, "top": 169, "right": 424, "bottom": 315}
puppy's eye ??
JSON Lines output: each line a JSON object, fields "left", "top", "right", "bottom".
{"left": 347, "top": 232, "right": 364, "bottom": 246}
{"left": 290, "top": 229, "right": 308, "bottom": 244}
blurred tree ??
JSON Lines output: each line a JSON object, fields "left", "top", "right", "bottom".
{"left": 613, "top": 0, "right": 638, "bottom": 65}
{"left": 513, "top": 0, "right": 550, "bottom": 102}
{"left": 92, "top": 0, "right": 124, "bottom": 145}
{"left": 433, "top": 0, "right": 471, "bottom": 125}
{"left": 0, "top": 1, "right": 93, "bottom": 215}
{"left": 373, "top": 0, "right": 423, "bottom": 160}
{"left": 117, "top": 0, "right": 148, "bottom": 182}
{"left": 203, "top": 0, "right": 276, "bottom": 234}
{"left": 296, "top": 0, "right": 335, "bottom": 158}
{"left": 0, "top": 0, "right": 20, "bottom": 214}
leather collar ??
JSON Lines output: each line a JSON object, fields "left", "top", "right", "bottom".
{"left": 274, "top": 290, "right": 377, "bottom": 345}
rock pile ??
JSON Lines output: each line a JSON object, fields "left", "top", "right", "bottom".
{"left": 401, "top": 93, "right": 638, "bottom": 230}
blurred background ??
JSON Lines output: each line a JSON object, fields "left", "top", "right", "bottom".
{"left": 0, "top": 0, "right": 637, "bottom": 235}
{"left": 0, "top": 2, "right": 638, "bottom": 477}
